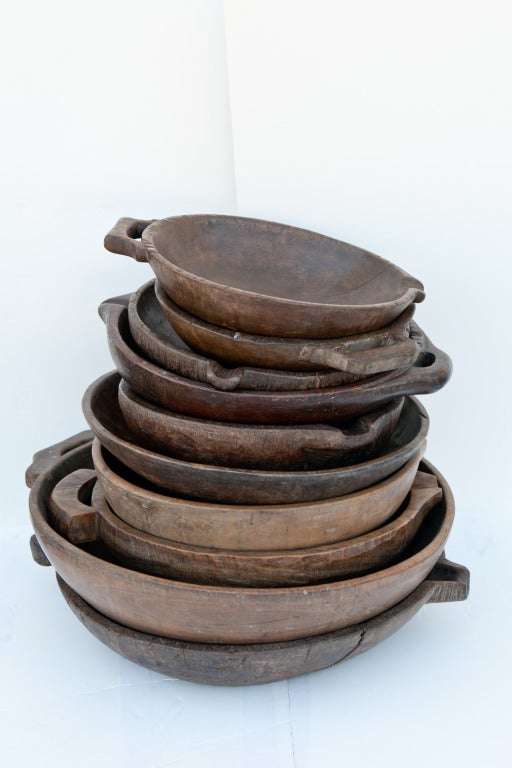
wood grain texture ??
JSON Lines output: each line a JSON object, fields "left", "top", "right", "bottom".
{"left": 104, "top": 215, "right": 424, "bottom": 337}
{"left": 28, "top": 439, "right": 455, "bottom": 644}
{"left": 154, "top": 281, "right": 421, "bottom": 375}
{"left": 83, "top": 372, "right": 429, "bottom": 505}
{"left": 92, "top": 440, "right": 425, "bottom": 550}
{"left": 49, "top": 468, "right": 442, "bottom": 587}
{"left": 99, "top": 299, "right": 451, "bottom": 425}
{"left": 56, "top": 555, "right": 469, "bottom": 685}
{"left": 117, "top": 379, "right": 404, "bottom": 471}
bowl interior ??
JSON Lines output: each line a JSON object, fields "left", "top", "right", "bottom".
{"left": 150, "top": 216, "right": 410, "bottom": 305}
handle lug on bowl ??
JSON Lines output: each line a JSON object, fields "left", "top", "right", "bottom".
{"left": 104, "top": 217, "right": 156, "bottom": 262}
{"left": 49, "top": 469, "right": 98, "bottom": 544}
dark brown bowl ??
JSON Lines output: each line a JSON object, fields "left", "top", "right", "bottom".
{"left": 154, "top": 280, "right": 422, "bottom": 375}
{"left": 82, "top": 371, "right": 429, "bottom": 505}
{"left": 99, "top": 298, "right": 451, "bottom": 425}
{"left": 104, "top": 215, "right": 425, "bottom": 337}
{"left": 128, "top": 281, "right": 365, "bottom": 390}
{"left": 117, "top": 379, "right": 404, "bottom": 471}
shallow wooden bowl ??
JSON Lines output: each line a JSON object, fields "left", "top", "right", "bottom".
{"left": 28, "top": 436, "right": 455, "bottom": 645}
{"left": 48, "top": 467, "right": 442, "bottom": 587}
{"left": 83, "top": 372, "right": 429, "bottom": 505}
{"left": 93, "top": 440, "right": 425, "bottom": 550}
{"left": 104, "top": 215, "right": 425, "bottom": 337}
{"left": 99, "top": 299, "right": 450, "bottom": 425}
{"left": 128, "top": 282, "right": 366, "bottom": 391}
{"left": 154, "top": 281, "right": 422, "bottom": 375}
{"left": 117, "top": 379, "right": 404, "bottom": 471}
{"left": 53, "top": 558, "right": 469, "bottom": 685}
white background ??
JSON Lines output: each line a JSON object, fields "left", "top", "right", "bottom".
{"left": 1, "top": 1, "right": 511, "bottom": 765}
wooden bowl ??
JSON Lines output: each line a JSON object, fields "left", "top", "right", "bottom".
{"left": 117, "top": 379, "right": 404, "bottom": 471}
{"left": 53, "top": 558, "right": 469, "bottom": 685}
{"left": 82, "top": 372, "right": 429, "bottom": 505}
{"left": 99, "top": 299, "right": 451, "bottom": 425}
{"left": 92, "top": 440, "right": 425, "bottom": 550}
{"left": 154, "top": 281, "right": 422, "bottom": 375}
{"left": 49, "top": 467, "right": 442, "bottom": 587}
{"left": 128, "top": 282, "right": 365, "bottom": 390}
{"left": 104, "top": 215, "right": 425, "bottom": 337}
{"left": 28, "top": 436, "right": 456, "bottom": 644}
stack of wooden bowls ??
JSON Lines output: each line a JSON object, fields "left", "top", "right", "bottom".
{"left": 28, "top": 214, "right": 469, "bottom": 685}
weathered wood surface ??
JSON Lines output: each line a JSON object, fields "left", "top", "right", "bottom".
{"left": 93, "top": 440, "right": 425, "bottom": 550}
{"left": 118, "top": 379, "right": 403, "bottom": 471}
{"left": 83, "top": 372, "right": 429, "bottom": 504}
{"left": 153, "top": 281, "right": 421, "bottom": 376}
{"left": 28, "top": 438, "right": 455, "bottom": 644}
{"left": 55, "top": 555, "right": 469, "bottom": 685}
{"left": 104, "top": 215, "right": 424, "bottom": 337}
{"left": 99, "top": 300, "right": 451, "bottom": 424}
{"left": 49, "top": 467, "right": 442, "bottom": 587}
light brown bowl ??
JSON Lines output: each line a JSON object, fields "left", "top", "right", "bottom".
{"left": 49, "top": 466, "right": 441, "bottom": 587}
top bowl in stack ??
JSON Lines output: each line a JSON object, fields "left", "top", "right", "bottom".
{"left": 104, "top": 214, "right": 425, "bottom": 338}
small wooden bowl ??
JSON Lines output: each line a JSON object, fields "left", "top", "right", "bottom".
{"left": 128, "top": 282, "right": 365, "bottom": 391}
{"left": 117, "top": 379, "right": 404, "bottom": 471}
{"left": 48, "top": 467, "right": 442, "bottom": 587}
{"left": 154, "top": 281, "right": 422, "bottom": 375}
{"left": 104, "top": 215, "right": 425, "bottom": 337}
{"left": 28, "top": 436, "right": 455, "bottom": 645}
{"left": 99, "top": 298, "right": 451, "bottom": 425}
{"left": 92, "top": 440, "right": 425, "bottom": 550}
{"left": 82, "top": 371, "right": 429, "bottom": 505}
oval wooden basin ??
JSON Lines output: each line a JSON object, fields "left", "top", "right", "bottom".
{"left": 92, "top": 440, "right": 425, "bottom": 550}
{"left": 99, "top": 299, "right": 451, "bottom": 425}
{"left": 104, "top": 215, "right": 425, "bottom": 337}
{"left": 117, "top": 379, "right": 404, "bottom": 471}
{"left": 154, "top": 281, "right": 422, "bottom": 375}
{"left": 48, "top": 467, "right": 442, "bottom": 587}
{"left": 29, "top": 438, "right": 455, "bottom": 644}
{"left": 82, "top": 372, "right": 429, "bottom": 505}
{"left": 128, "top": 281, "right": 365, "bottom": 390}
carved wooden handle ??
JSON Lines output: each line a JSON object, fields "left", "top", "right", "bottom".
{"left": 104, "top": 217, "right": 156, "bottom": 262}
{"left": 48, "top": 469, "right": 98, "bottom": 544}
{"left": 25, "top": 431, "right": 93, "bottom": 489}
{"left": 358, "top": 331, "right": 452, "bottom": 396}
{"left": 425, "top": 555, "right": 470, "bottom": 603}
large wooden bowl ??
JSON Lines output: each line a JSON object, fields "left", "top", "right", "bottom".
{"left": 28, "top": 436, "right": 455, "bottom": 645}
{"left": 48, "top": 467, "right": 442, "bottom": 587}
{"left": 104, "top": 215, "right": 425, "bottom": 337}
{"left": 117, "top": 379, "right": 404, "bottom": 471}
{"left": 154, "top": 281, "right": 422, "bottom": 375}
{"left": 92, "top": 440, "right": 425, "bottom": 550}
{"left": 99, "top": 299, "right": 451, "bottom": 425}
{"left": 82, "top": 372, "right": 429, "bottom": 505}
{"left": 53, "top": 558, "right": 469, "bottom": 686}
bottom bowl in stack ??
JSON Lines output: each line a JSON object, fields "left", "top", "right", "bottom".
{"left": 28, "top": 433, "right": 469, "bottom": 685}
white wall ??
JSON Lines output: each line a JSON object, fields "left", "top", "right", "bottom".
{"left": 2, "top": 0, "right": 236, "bottom": 522}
